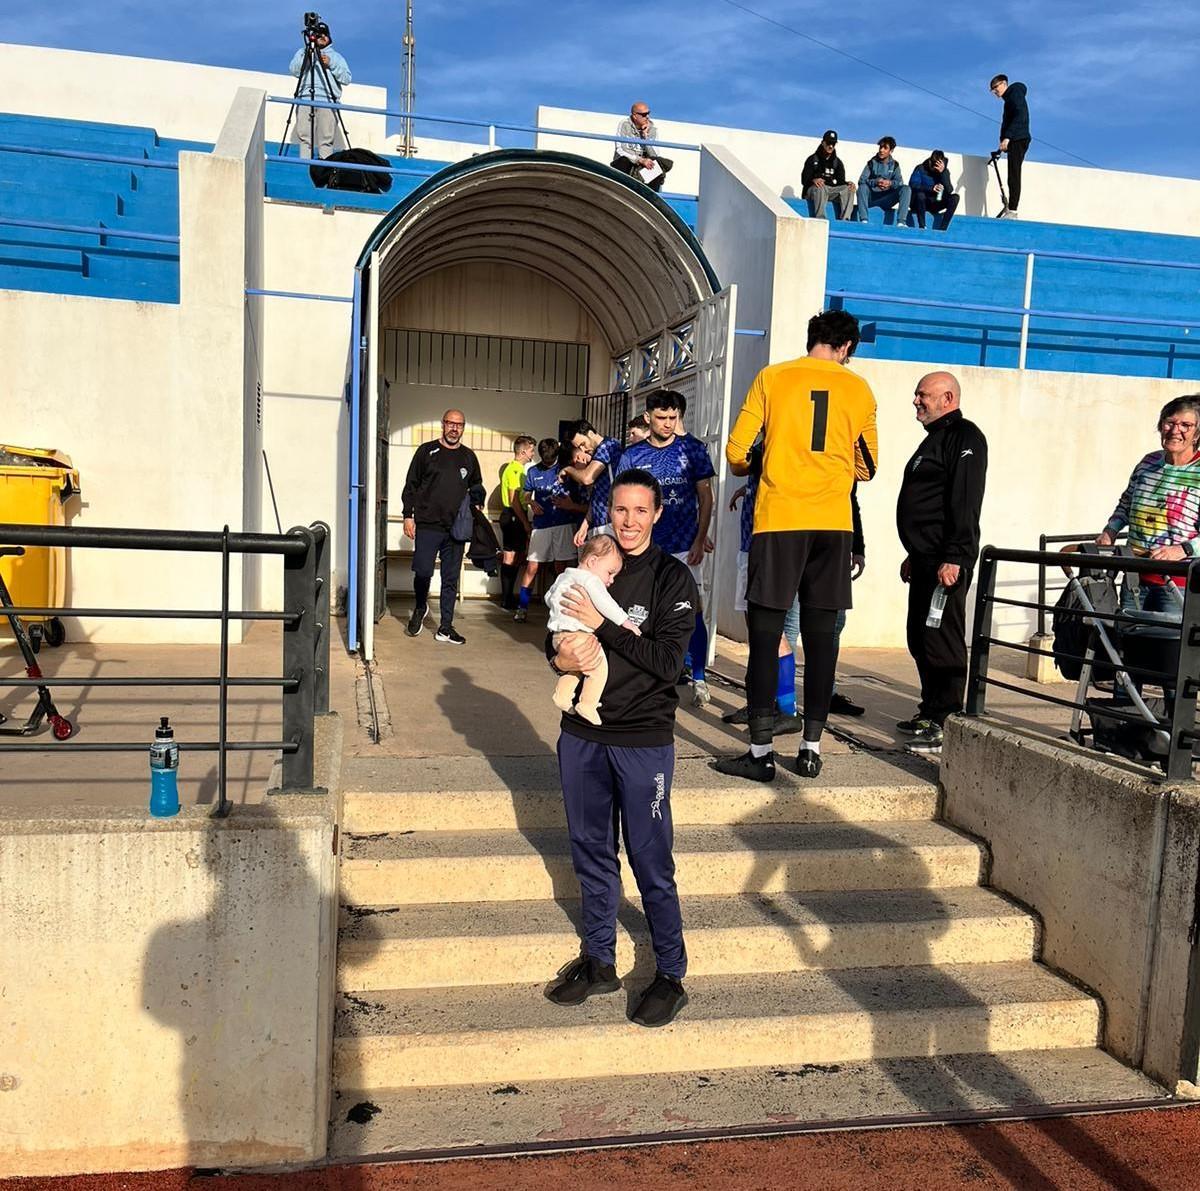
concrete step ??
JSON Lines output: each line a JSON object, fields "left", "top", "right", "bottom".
{"left": 337, "top": 887, "right": 1036, "bottom": 991}
{"left": 340, "top": 754, "right": 937, "bottom": 833}
{"left": 329, "top": 1046, "right": 1163, "bottom": 1157}
{"left": 333, "top": 961, "right": 1100, "bottom": 1091}
{"left": 339, "top": 820, "right": 983, "bottom": 906}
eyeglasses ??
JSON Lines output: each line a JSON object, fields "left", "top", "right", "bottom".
{"left": 633, "top": 110, "right": 650, "bottom": 117}
{"left": 1162, "top": 421, "right": 1198, "bottom": 432}
{"left": 442, "top": 420, "right": 465, "bottom": 428}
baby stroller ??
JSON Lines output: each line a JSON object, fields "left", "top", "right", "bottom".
{"left": 0, "top": 546, "right": 74, "bottom": 740}
{"left": 1052, "top": 544, "right": 1184, "bottom": 767}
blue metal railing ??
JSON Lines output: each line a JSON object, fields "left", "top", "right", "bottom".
{"left": 0, "top": 216, "right": 180, "bottom": 246}
{"left": 0, "top": 142, "right": 181, "bottom": 170}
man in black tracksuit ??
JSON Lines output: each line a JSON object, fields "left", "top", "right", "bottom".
{"left": 543, "top": 468, "right": 698, "bottom": 1028}
{"left": 990, "top": 74, "right": 1031, "bottom": 217}
{"left": 400, "top": 408, "right": 482, "bottom": 645}
{"left": 896, "top": 371, "right": 988, "bottom": 753}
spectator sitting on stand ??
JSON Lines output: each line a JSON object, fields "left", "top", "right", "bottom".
{"left": 909, "top": 150, "right": 960, "bottom": 231}
{"left": 856, "top": 136, "right": 911, "bottom": 227}
{"left": 611, "top": 102, "right": 674, "bottom": 193}
{"left": 801, "top": 130, "right": 856, "bottom": 221}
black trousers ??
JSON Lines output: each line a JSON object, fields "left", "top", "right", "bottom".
{"left": 911, "top": 191, "right": 960, "bottom": 230}
{"left": 1006, "top": 138, "right": 1030, "bottom": 210}
{"left": 411, "top": 526, "right": 465, "bottom": 630}
{"left": 610, "top": 154, "right": 674, "bottom": 193}
{"left": 746, "top": 602, "right": 838, "bottom": 744}
{"left": 906, "top": 559, "right": 972, "bottom": 725}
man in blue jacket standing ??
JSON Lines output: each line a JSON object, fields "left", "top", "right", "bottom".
{"left": 909, "top": 150, "right": 960, "bottom": 231}
{"left": 856, "top": 137, "right": 911, "bottom": 228}
{"left": 990, "top": 74, "right": 1030, "bottom": 219}
{"left": 289, "top": 21, "right": 352, "bottom": 159}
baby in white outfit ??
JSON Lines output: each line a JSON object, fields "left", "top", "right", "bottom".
{"left": 545, "top": 534, "right": 640, "bottom": 725}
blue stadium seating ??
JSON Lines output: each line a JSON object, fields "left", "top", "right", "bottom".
{"left": 0, "top": 112, "right": 184, "bottom": 302}
{"left": 785, "top": 197, "right": 1200, "bottom": 379}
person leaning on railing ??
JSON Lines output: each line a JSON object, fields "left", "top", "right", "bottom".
{"left": 1096, "top": 395, "right": 1200, "bottom": 614}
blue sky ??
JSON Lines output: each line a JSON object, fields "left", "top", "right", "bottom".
{"left": 19, "top": 0, "right": 1196, "bottom": 178}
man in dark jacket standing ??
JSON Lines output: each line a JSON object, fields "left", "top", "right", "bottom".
{"left": 801, "top": 130, "right": 856, "bottom": 221}
{"left": 990, "top": 74, "right": 1031, "bottom": 218}
{"left": 896, "top": 372, "right": 987, "bottom": 754}
{"left": 544, "top": 469, "right": 698, "bottom": 1028}
{"left": 401, "top": 408, "right": 482, "bottom": 645}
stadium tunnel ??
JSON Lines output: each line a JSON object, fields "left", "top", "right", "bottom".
{"left": 347, "top": 148, "right": 737, "bottom": 658}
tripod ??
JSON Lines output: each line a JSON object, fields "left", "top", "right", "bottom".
{"left": 279, "top": 22, "right": 352, "bottom": 160}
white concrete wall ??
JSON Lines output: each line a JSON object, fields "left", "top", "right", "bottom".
{"left": 3, "top": 41, "right": 387, "bottom": 150}
{"left": 697, "top": 145, "right": 829, "bottom": 639}
{"left": 0, "top": 794, "right": 339, "bottom": 1177}
{"left": 3, "top": 92, "right": 270, "bottom": 644}
{"left": 538, "top": 106, "right": 1200, "bottom": 236}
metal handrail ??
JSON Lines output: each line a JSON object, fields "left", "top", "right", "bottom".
{"left": 965, "top": 544, "right": 1199, "bottom": 782}
{"left": 829, "top": 227, "right": 1200, "bottom": 274}
{"left": 263, "top": 95, "right": 705, "bottom": 153}
{"left": 0, "top": 521, "right": 330, "bottom": 816}
{"left": 0, "top": 217, "right": 180, "bottom": 246}
{"left": 0, "top": 142, "right": 182, "bottom": 170}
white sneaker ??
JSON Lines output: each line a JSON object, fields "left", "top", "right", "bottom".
{"left": 999, "top": 206, "right": 1019, "bottom": 220}
{"left": 691, "top": 680, "right": 712, "bottom": 708}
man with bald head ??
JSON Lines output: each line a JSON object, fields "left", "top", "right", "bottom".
{"left": 896, "top": 372, "right": 988, "bottom": 754}
{"left": 611, "top": 101, "right": 674, "bottom": 193}
{"left": 401, "top": 408, "right": 482, "bottom": 645}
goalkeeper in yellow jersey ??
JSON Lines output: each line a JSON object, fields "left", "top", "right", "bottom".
{"left": 716, "top": 309, "right": 879, "bottom": 781}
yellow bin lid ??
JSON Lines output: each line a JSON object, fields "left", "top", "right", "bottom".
{"left": 0, "top": 444, "right": 80, "bottom": 496}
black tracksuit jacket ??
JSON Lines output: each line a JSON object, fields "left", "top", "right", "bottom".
{"left": 896, "top": 410, "right": 988, "bottom": 566}
{"left": 401, "top": 440, "right": 482, "bottom": 530}
{"left": 549, "top": 545, "right": 699, "bottom": 748}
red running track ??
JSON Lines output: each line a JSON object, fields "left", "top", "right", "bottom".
{"left": 6, "top": 1106, "right": 1200, "bottom": 1191}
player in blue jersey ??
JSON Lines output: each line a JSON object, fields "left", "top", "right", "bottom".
{"left": 561, "top": 419, "right": 625, "bottom": 547}
{"left": 616, "top": 389, "right": 716, "bottom": 707}
{"left": 514, "top": 438, "right": 588, "bottom": 623}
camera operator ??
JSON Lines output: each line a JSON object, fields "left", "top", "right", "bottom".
{"left": 289, "top": 16, "right": 352, "bottom": 160}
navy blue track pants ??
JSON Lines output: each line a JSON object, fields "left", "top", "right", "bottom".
{"left": 556, "top": 733, "right": 687, "bottom": 979}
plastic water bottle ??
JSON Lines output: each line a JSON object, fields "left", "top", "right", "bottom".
{"left": 926, "top": 586, "right": 949, "bottom": 629}
{"left": 149, "top": 716, "right": 180, "bottom": 818}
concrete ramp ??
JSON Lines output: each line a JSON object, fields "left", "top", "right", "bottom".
{"left": 329, "top": 751, "right": 1162, "bottom": 1157}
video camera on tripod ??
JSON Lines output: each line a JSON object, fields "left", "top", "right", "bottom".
{"left": 302, "top": 11, "right": 330, "bottom": 42}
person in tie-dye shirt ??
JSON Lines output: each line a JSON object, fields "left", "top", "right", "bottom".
{"left": 1097, "top": 395, "right": 1200, "bottom": 613}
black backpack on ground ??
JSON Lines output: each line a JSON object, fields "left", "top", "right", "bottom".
{"left": 309, "top": 148, "right": 393, "bottom": 194}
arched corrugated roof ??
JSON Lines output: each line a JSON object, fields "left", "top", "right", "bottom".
{"left": 356, "top": 149, "right": 719, "bottom": 350}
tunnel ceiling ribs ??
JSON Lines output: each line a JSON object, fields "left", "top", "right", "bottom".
{"left": 361, "top": 151, "right": 719, "bottom": 355}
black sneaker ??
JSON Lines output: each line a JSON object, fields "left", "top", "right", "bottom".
{"left": 630, "top": 972, "right": 688, "bottom": 1028}
{"left": 721, "top": 704, "right": 750, "bottom": 725}
{"left": 773, "top": 712, "right": 804, "bottom": 736}
{"left": 907, "top": 723, "right": 944, "bottom": 754}
{"left": 405, "top": 605, "right": 428, "bottom": 637}
{"left": 713, "top": 749, "right": 776, "bottom": 783}
{"left": 896, "top": 715, "right": 929, "bottom": 734}
{"left": 546, "top": 955, "right": 621, "bottom": 1005}
{"left": 830, "top": 692, "right": 865, "bottom": 717}
{"left": 435, "top": 625, "right": 466, "bottom": 645}
{"left": 797, "top": 747, "right": 823, "bottom": 778}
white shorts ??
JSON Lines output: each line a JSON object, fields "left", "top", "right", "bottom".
{"left": 528, "top": 524, "right": 579, "bottom": 564}
{"left": 588, "top": 523, "right": 616, "bottom": 540}
{"left": 735, "top": 550, "right": 749, "bottom": 612}
{"left": 671, "top": 551, "right": 705, "bottom": 586}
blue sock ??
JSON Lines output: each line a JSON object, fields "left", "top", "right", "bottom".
{"left": 689, "top": 615, "right": 709, "bottom": 681}
{"left": 776, "top": 653, "right": 797, "bottom": 716}
{"left": 518, "top": 586, "right": 531, "bottom": 609}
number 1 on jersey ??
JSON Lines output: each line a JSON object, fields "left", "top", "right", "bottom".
{"left": 810, "top": 390, "right": 829, "bottom": 452}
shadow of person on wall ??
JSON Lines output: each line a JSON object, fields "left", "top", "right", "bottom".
{"left": 143, "top": 799, "right": 346, "bottom": 1174}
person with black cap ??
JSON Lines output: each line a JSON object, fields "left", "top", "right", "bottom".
{"left": 288, "top": 21, "right": 352, "bottom": 160}
{"left": 801, "top": 130, "right": 856, "bottom": 221}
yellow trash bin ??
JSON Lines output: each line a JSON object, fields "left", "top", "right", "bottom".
{"left": 0, "top": 445, "right": 81, "bottom": 649}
